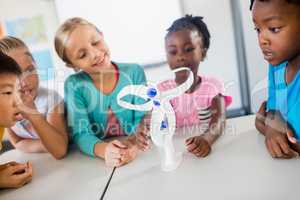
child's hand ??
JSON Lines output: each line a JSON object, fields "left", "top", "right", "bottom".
{"left": 17, "top": 90, "right": 39, "bottom": 120}
{"left": 265, "top": 110, "right": 297, "bottom": 142}
{"left": 185, "top": 136, "right": 211, "bottom": 157}
{"left": 120, "top": 138, "right": 138, "bottom": 165}
{"left": 136, "top": 128, "right": 151, "bottom": 151}
{"left": 265, "top": 126, "right": 298, "bottom": 159}
{"left": 104, "top": 140, "right": 129, "bottom": 167}
{"left": 0, "top": 161, "right": 33, "bottom": 189}
{"left": 136, "top": 115, "right": 151, "bottom": 152}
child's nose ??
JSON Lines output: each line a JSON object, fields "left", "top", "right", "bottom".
{"left": 91, "top": 48, "right": 103, "bottom": 60}
{"left": 176, "top": 55, "right": 186, "bottom": 63}
{"left": 258, "top": 32, "right": 270, "bottom": 47}
{"left": 20, "top": 79, "right": 29, "bottom": 89}
{"left": 13, "top": 90, "right": 21, "bottom": 108}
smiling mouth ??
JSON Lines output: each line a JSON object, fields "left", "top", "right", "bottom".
{"left": 93, "top": 55, "right": 106, "bottom": 67}
{"left": 21, "top": 88, "right": 34, "bottom": 95}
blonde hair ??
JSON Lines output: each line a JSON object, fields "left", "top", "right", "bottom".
{"left": 0, "top": 36, "right": 29, "bottom": 55}
{"left": 54, "top": 17, "right": 99, "bottom": 64}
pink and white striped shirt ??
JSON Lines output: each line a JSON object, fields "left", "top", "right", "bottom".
{"left": 158, "top": 76, "right": 232, "bottom": 127}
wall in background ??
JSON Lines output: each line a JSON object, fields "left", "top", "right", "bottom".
{"left": 177, "top": 0, "right": 269, "bottom": 113}
{"left": 0, "top": 0, "right": 268, "bottom": 114}
{"left": 180, "top": 0, "right": 243, "bottom": 112}
{"left": 55, "top": 0, "right": 182, "bottom": 66}
{"left": 0, "top": 0, "right": 72, "bottom": 96}
{"left": 238, "top": 0, "right": 268, "bottom": 113}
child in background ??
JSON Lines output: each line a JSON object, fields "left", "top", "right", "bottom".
{"left": 251, "top": 0, "right": 300, "bottom": 159}
{"left": 55, "top": 18, "right": 148, "bottom": 167}
{"left": 0, "top": 36, "right": 68, "bottom": 160}
{"left": 0, "top": 52, "right": 33, "bottom": 188}
{"left": 137, "top": 15, "right": 232, "bottom": 157}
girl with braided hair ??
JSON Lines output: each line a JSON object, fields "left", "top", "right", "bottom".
{"left": 137, "top": 15, "right": 232, "bottom": 158}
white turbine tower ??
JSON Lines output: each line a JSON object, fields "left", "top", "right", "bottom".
{"left": 117, "top": 67, "right": 193, "bottom": 171}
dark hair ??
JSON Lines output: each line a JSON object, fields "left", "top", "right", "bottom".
{"left": 250, "top": 0, "right": 300, "bottom": 10}
{"left": 166, "top": 15, "right": 211, "bottom": 50}
{"left": 0, "top": 52, "right": 22, "bottom": 76}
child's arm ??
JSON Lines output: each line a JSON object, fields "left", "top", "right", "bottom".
{"left": 202, "top": 94, "right": 226, "bottom": 144}
{"left": 135, "top": 113, "right": 151, "bottom": 151}
{"left": 186, "top": 94, "right": 225, "bottom": 157}
{"left": 7, "top": 128, "right": 47, "bottom": 153}
{"left": 25, "top": 103, "right": 68, "bottom": 159}
{"left": 65, "top": 77, "right": 130, "bottom": 167}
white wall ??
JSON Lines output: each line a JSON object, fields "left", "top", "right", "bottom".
{"left": 180, "top": 0, "right": 242, "bottom": 110}
{"left": 238, "top": 0, "right": 268, "bottom": 112}
{"left": 0, "top": 0, "right": 72, "bottom": 96}
{"left": 0, "top": 0, "right": 269, "bottom": 114}
{"left": 55, "top": 0, "right": 182, "bottom": 65}
{"left": 174, "top": 0, "right": 269, "bottom": 113}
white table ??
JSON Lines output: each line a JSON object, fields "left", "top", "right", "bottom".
{"left": 2, "top": 115, "right": 300, "bottom": 200}
{"left": 105, "top": 115, "right": 300, "bottom": 200}
{"left": 0, "top": 146, "right": 114, "bottom": 200}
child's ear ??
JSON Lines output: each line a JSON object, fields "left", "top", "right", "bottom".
{"left": 201, "top": 49, "right": 208, "bottom": 61}
{"left": 66, "top": 63, "right": 73, "bottom": 68}
{"left": 66, "top": 63, "right": 80, "bottom": 72}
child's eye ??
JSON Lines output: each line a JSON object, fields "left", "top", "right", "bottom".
{"left": 79, "top": 53, "right": 86, "bottom": 59}
{"left": 168, "top": 50, "right": 177, "bottom": 56}
{"left": 1, "top": 91, "right": 12, "bottom": 95}
{"left": 269, "top": 27, "right": 281, "bottom": 33}
{"left": 185, "top": 47, "right": 195, "bottom": 53}
{"left": 92, "top": 41, "right": 99, "bottom": 46}
{"left": 254, "top": 27, "right": 261, "bottom": 33}
{"left": 26, "top": 67, "right": 36, "bottom": 73}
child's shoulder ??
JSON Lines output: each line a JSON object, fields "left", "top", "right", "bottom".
{"left": 191, "top": 75, "right": 226, "bottom": 96}
{"left": 37, "top": 87, "right": 61, "bottom": 98}
{"left": 157, "top": 76, "right": 225, "bottom": 92}
{"left": 35, "top": 87, "right": 63, "bottom": 111}
{"left": 157, "top": 79, "right": 177, "bottom": 91}
{"left": 65, "top": 71, "right": 88, "bottom": 83}
{"left": 116, "top": 62, "right": 143, "bottom": 74}
{"left": 201, "top": 76, "right": 224, "bottom": 87}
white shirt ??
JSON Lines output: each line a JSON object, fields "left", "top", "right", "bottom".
{"left": 11, "top": 87, "right": 63, "bottom": 139}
